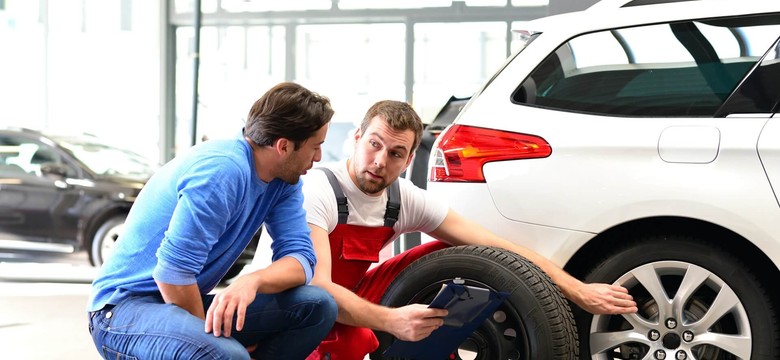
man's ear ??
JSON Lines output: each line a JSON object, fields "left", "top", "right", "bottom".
{"left": 353, "top": 128, "right": 362, "bottom": 143}
{"left": 273, "top": 138, "right": 291, "bottom": 155}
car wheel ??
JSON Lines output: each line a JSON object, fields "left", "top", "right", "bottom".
{"left": 373, "top": 245, "right": 579, "bottom": 360}
{"left": 575, "top": 235, "right": 779, "bottom": 360}
{"left": 90, "top": 215, "right": 126, "bottom": 267}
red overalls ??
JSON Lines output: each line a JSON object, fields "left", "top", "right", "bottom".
{"left": 307, "top": 168, "right": 448, "bottom": 360}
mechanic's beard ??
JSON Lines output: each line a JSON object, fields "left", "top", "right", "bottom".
{"left": 356, "top": 172, "right": 387, "bottom": 195}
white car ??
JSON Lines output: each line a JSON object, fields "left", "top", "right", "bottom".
{"left": 427, "top": 1, "right": 780, "bottom": 359}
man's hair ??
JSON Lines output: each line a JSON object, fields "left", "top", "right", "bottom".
{"left": 245, "top": 82, "right": 334, "bottom": 150}
{"left": 359, "top": 100, "right": 424, "bottom": 154}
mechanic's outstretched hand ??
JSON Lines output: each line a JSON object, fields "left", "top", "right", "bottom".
{"left": 573, "top": 282, "right": 638, "bottom": 315}
{"left": 386, "top": 304, "right": 448, "bottom": 342}
{"left": 205, "top": 275, "right": 258, "bottom": 337}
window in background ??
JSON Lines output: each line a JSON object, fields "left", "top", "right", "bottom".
{"left": 413, "top": 22, "right": 508, "bottom": 122}
{"left": 511, "top": 0, "right": 549, "bottom": 5}
{"left": 338, "top": 0, "right": 451, "bottom": 9}
{"left": 338, "top": 0, "right": 537, "bottom": 9}
{"left": 219, "top": 0, "right": 330, "bottom": 12}
{"left": 0, "top": 0, "right": 46, "bottom": 126}
{"left": 0, "top": 0, "right": 160, "bottom": 164}
{"left": 295, "top": 23, "right": 406, "bottom": 126}
{"left": 510, "top": 21, "right": 534, "bottom": 53}
{"left": 175, "top": 0, "right": 219, "bottom": 14}
{"left": 174, "top": 25, "right": 286, "bottom": 152}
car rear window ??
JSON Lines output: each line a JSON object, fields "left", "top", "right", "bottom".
{"left": 512, "top": 14, "right": 780, "bottom": 117}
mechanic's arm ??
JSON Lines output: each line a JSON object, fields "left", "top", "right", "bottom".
{"left": 427, "top": 209, "right": 638, "bottom": 315}
{"left": 308, "top": 224, "right": 446, "bottom": 341}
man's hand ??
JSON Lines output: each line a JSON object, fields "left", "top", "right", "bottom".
{"left": 385, "top": 304, "right": 448, "bottom": 341}
{"left": 573, "top": 283, "right": 638, "bottom": 315}
{"left": 205, "top": 275, "right": 259, "bottom": 337}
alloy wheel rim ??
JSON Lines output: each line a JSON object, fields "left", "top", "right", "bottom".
{"left": 589, "top": 261, "right": 751, "bottom": 360}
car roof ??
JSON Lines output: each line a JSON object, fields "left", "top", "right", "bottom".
{"left": 523, "top": 0, "right": 780, "bottom": 35}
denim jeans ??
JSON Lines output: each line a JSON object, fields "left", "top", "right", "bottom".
{"left": 88, "top": 285, "right": 337, "bottom": 360}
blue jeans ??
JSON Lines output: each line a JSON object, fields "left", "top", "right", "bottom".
{"left": 88, "top": 286, "right": 337, "bottom": 360}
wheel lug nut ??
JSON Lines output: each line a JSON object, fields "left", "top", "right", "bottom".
{"left": 682, "top": 330, "right": 694, "bottom": 342}
{"left": 675, "top": 350, "right": 687, "bottom": 360}
{"left": 648, "top": 329, "right": 661, "bottom": 341}
{"left": 665, "top": 318, "right": 677, "bottom": 329}
{"left": 654, "top": 349, "right": 667, "bottom": 360}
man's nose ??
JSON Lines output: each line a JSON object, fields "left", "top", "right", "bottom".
{"left": 373, "top": 151, "right": 387, "bottom": 168}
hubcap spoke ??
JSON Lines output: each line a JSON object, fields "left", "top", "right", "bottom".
{"left": 693, "top": 332, "right": 751, "bottom": 359}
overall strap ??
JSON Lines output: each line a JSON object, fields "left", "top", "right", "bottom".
{"left": 384, "top": 180, "right": 400, "bottom": 228}
{"left": 319, "top": 167, "right": 349, "bottom": 224}
{"left": 317, "top": 167, "right": 401, "bottom": 227}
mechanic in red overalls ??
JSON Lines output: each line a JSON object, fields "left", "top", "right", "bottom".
{"left": 302, "top": 101, "right": 638, "bottom": 360}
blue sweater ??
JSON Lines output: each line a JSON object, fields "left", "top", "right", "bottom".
{"left": 87, "top": 134, "right": 315, "bottom": 311}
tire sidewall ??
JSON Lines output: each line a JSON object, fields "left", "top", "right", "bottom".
{"left": 378, "top": 246, "right": 577, "bottom": 360}
{"left": 90, "top": 215, "right": 126, "bottom": 267}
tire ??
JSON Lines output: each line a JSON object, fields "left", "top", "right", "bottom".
{"left": 89, "top": 215, "right": 126, "bottom": 267}
{"left": 575, "top": 235, "right": 779, "bottom": 360}
{"left": 372, "top": 245, "right": 579, "bottom": 360}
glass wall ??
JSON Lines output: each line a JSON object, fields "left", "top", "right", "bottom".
{"left": 413, "top": 22, "right": 509, "bottom": 120}
{"left": 174, "top": 25, "right": 287, "bottom": 150}
{"left": 1, "top": 0, "right": 554, "bottom": 163}
{"left": 171, "top": 1, "right": 550, "bottom": 157}
{"left": 0, "top": 0, "right": 161, "bottom": 163}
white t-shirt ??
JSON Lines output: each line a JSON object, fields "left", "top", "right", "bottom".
{"left": 302, "top": 160, "right": 448, "bottom": 242}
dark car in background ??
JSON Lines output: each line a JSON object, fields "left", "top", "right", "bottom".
{"left": 0, "top": 128, "right": 257, "bottom": 279}
{"left": 0, "top": 127, "right": 152, "bottom": 266}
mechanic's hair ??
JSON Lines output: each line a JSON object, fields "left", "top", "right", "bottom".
{"left": 245, "top": 82, "right": 334, "bottom": 150}
{"left": 359, "top": 100, "right": 424, "bottom": 154}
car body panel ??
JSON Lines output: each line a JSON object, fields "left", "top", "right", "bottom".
{"left": 0, "top": 128, "right": 148, "bottom": 260}
{"left": 426, "top": 1, "right": 780, "bottom": 358}
{"left": 759, "top": 116, "right": 780, "bottom": 207}
{"left": 426, "top": 181, "right": 594, "bottom": 267}
{"left": 430, "top": 114, "right": 780, "bottom": 267}
{"left": 0, "top": 173, "right": 84, "bottom": 245}
{"left": 430, "top": 1, "right": 780, "bottom": 271}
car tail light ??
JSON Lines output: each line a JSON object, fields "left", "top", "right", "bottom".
{"left": 429, "top": 124, "right": 551, "bottom": 182}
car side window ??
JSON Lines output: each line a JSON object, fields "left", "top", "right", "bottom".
{"left": 513, "top": 14, "right": 780, "bottom": 117}
{"left": 718, "top": 37, "right": 780, "bottom": 115}
{"left": 0, "top": 135, "right": 73, "bottom": 178}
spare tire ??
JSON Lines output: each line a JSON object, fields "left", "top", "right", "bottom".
{"left": 372, "top": 245, "right": 579, "bottom": 360}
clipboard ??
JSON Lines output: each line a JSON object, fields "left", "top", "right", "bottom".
{"left": 382, "top": 279, "right": 509, "bottom": 359}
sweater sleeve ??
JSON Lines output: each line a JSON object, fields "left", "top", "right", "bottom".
{"left": 263, "top": 180, "right": 316, "bottom": 284}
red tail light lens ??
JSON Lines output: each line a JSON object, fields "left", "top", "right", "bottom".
{"left": 429, "top": 124, "right": 551, "bottom": 182}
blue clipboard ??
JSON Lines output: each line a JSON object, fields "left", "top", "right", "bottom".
{"left": 382, "top": 279, "right": 509, "bottom": 359}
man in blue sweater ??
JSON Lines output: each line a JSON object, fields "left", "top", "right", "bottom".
{"left": 87, "top": 82, "right": 338, "bottom": 360}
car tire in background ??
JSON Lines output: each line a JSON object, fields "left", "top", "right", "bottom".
{"left": 89, "top": 214, "right": 126, "bottom": 267}
{"left": 372, "top": 245, "right": 579, "bottom": 360}
{"left": 575, "top": 235, "right": 780, "bottom": 360}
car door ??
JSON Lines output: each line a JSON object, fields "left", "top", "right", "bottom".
{"left": 761, "top": 115, "right": 780, "bottom": 207}
{"left": 737, "top": 37, "right": 780, "bottom": 208}
{"left": 0, "top": 134, "right": 82, "bottom": 249}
